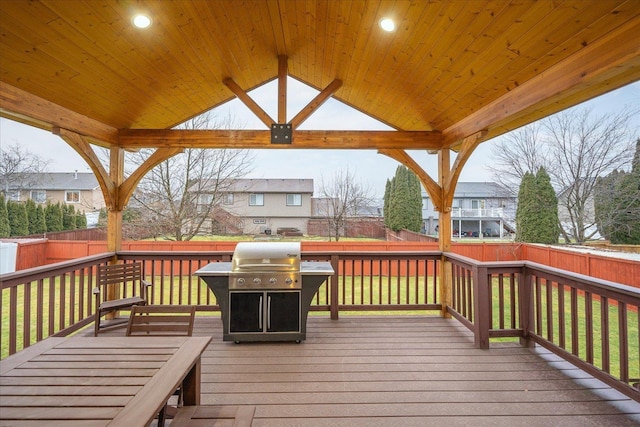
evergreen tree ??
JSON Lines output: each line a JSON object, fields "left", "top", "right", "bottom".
{"left": 25, "top": 199, "right": 38, "bottom": 234}
{"left": 595, "top": 140, "right": 640, "bottom": 244}
{"left": 383, "top": 179, "right": 391, "bottom": 228}
{"left": 407, "top": 170, "right": 423, "bottom": 232}
{"left": 610, "top": 140, "right": 640, "bottom": 244}
{"left": 534, "top": 167, "right": 559, "bottom": 244}
{"left": 516, "top": 168, "right": 558, "bottom": 243}
{"left": 7, "top": 201, "right": 29, "bottom": 236}
{"left": 76, "top": 210, "right": 87, "bottom": 229}
{"left": 385, "top": 166, "right": 423, "bottom": 232}
{"left": 0, "top": 194, "right": 10, "bottom": 237}
{"left": 45, "top": 202, "right": 63, "bottom": 232}
{"left": 63, "top": 204, "right": 77, "bottom": 230}
{"left": 34, "top": 204, "right": 47, "bottom": 234}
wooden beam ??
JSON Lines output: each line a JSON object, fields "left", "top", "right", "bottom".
{"left": 438, "top": 148, "right": 452, "bottom": 319}
{"left": 0, "top": 82, "right": 118, "bottom": 145}
{"left": 442, "top": 17, "right": 640, "bottom": 148}
{"left": 117, "top": 147, "right": 183, "bottom": 210}
{"left": 278, "top": 55, "right": 287, "bottom": 123}
{"left": 55, "top": 128, "right": 116, "bottom": 209}
{"left": 118, "top": 129, "right": 443, "bottom": 150}
{"left": 378, "top": 149, "right": 442, "bottom": 210}
{"left": 289, "top": 79, "right": 343, "bottom": 129}
{"left": 223, "top": 78, "right": 275, "bottom": 128}
{"left": 108, "top": 147, "right": 125, "bottom": 253}
{"left": 443, "top": 131, "right": 488, "bottom": 207}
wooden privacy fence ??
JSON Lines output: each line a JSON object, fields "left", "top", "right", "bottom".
{"left": 10, "top": 240, "right": 640, "bottom": 287}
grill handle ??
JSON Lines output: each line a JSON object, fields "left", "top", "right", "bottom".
{"left": 259, "top": 295, "right": 263, "bottom": 329}
{"left": 267, "top": 295, "right": 271, "bottom": 329}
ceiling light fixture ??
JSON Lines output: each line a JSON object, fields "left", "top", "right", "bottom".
{"left": 379, "top": 17, "right": 396, "bottom": 32}
{"left": 132, "top": 14, "right": 152, "bottom": 29}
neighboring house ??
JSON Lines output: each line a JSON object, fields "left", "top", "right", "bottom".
{"left": 422, "top": 182, "right": 516, "bottom": 238}
{"left": 2, "top": 172, "right": 104, "bottom": 225}
{"left": 200, "top": 179, "right": 314, "bottom": 235}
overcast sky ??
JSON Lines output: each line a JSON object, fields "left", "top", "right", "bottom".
{"left": 1, "top": 79, "right": 638, "bottom": 198}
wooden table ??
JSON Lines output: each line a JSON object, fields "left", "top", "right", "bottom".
{"left": 0, "top": 335, "right": 211, "bottom": 427}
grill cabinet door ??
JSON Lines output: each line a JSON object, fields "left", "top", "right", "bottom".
{"left": 229, "top": 292, "right": 262, "bottom": 333}
{"left": 267, "top": 291, "right": 300, "bottom": 332}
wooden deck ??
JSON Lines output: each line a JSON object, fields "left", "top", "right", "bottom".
{"left": 97, "top": 315, "right": 640, "bottom": 426}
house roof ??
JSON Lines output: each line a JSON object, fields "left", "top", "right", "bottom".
{"left": 228, "top": 179, "right": 314, "bottom": 193}
{"left": 6, "top": 173, "right": 99, "bottom": 191}
{"left": 1, "top": 1, "right": 638, "bottom": 152}
{"left": 422, "top": 182, "right": 514, "bottom": 199}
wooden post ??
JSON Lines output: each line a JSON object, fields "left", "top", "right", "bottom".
{"left": 473, "top": 266, "right": 491, "bottom": 349}
{"left": 438, "top": 149, "right": 452, "bottom": 319}
{"left": 106, "top": 147, "right": 125, "bottom": 307}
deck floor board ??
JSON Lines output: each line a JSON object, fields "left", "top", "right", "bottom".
{"left": 97, "top": 315, "right": 640, "bottom": 426}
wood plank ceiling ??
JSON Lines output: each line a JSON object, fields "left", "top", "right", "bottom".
{"left": 1, "top": 0, "right": 638, "bottom": 151}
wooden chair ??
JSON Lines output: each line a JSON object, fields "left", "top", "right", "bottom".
{"left": 93, "top": 262, "right": 152, "bottom": 336}
{"left": 126, "top": 305, "right": 197, "bottom": 427}
{"left": 126, "top": 305, "right": 196, "bottom": 336}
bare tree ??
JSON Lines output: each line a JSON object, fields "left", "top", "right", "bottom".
{"left": 0, "top": 143, "right": 50, "bottom": 195}
{"left": 127, "top": 112, "right": 253, "bottom": 240}
{"left": 318, "top": 168, "right": 375, "bottom": 241}
{"left": 491, "top": 123, "right": 548, "bottom": 194}
{"left": 491, "top": 106, "right": 637, "bottom": 243}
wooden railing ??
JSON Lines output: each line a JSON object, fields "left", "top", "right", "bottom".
{"left": 446, "top": 253, "right": 639, "bottom": 402}
{"left": 1, "top": 250, "right": 638, "bottom": 402}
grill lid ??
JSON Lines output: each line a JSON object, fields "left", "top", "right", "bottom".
{"left": 231, "top": 242, "right": 301, "bottom": 272}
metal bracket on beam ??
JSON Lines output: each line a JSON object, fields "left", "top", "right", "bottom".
{"left": 271, "top": 124, "right": 292, "bottom": 144}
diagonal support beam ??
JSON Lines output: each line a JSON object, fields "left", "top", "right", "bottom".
{"left": 55, "top": 128, "right": 116, "bottom": 209}
{"left": 289, "top": 79, "right": 343, "bottom": 129}
{"left": 223, "top": 78, "right": 275, "bottom": 128}
{"left": 379, "top": 149, "right": 443, "bottom": 211}
{"left": 443, "top": 130, "right": 488, "bottom": 208}
{"left": 118, "top": 147, "right": 183, "bottom": 210}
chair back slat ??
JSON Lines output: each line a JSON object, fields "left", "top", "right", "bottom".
{"left": 98, "top": 263, "right": 143, "bottom": 287}
{"left": 126, "top": 305, "right": 196, "bottom": 337}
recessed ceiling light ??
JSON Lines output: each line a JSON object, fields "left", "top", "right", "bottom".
{"left": 379, "top": 18, "right": 396, "bottom": 32}
{"left": 132, "top": 14, "right": 152, "bottom": 29}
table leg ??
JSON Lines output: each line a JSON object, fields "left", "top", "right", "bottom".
{"left": 181, "top": 357, "right": 201, "bottom": 406}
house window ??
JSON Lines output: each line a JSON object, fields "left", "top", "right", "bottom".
{"left": 6, "top": 190, "right": 20, "bottom": 201}
{"left": 471, "top": 199, "right": 485, "bottom": 209}
{"left": 198, "top": 194, "right": 213, "bottom": 205}
{"left": 249, "top": 193, "right": 264, "bottom": 206}
{"left": 223, "top": 193, "right": 234, "bottom": 205}
{"left": 286, "top": 194, "right": 302, "bottom": 206}
{"left": 30, "top": 190, "right": 46, "bottom": 204}
{"left": 452, "top": 199, "right": 461, "bottom": 208}
{"left": 65, "top": 191, "right": 80, "bottom": 203}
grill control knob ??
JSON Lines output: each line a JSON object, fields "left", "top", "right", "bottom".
{"left": 253, "top": 277, "right": 261, "bottom": 285}
{"left": 237, "top": 278, "right": 245, "bottom": 286}
{"left": 284, "top": 277, "right": 293, "bottom": 285}
{"left": 269, "top": 277, "right": 277, "bottom": 284}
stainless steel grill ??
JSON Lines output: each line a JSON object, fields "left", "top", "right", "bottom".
{"left": 229, "top": 242, "right": 301, "bottom": 290}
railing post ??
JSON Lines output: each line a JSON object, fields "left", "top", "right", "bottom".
{"left": 473, "top": 266, "right": 491, "bottom": 349}
{"left": 518, "top": 266, "right": 534, "bottom": 347}
{"left": 330, "top": 254, "right": 339, "bottom": 320}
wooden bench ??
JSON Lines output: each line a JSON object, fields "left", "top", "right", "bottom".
{"left": 171, "top": 405, "right": 256, "bottom": 427}
{"left": 93, "top": 262, "right": 152, "bottom": 336}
